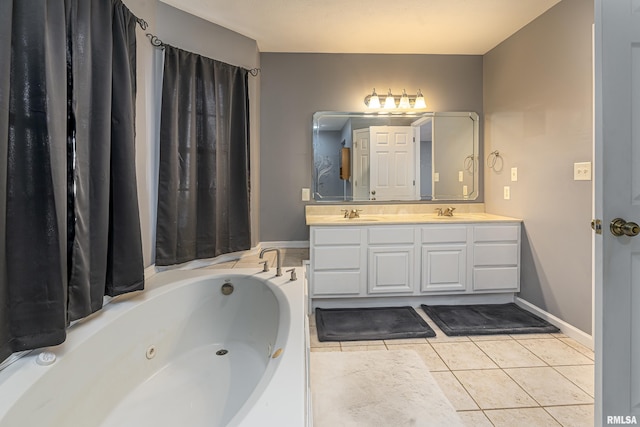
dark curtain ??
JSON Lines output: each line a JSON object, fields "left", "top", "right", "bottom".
{"left": 0, "top": 0, "right": 144, "bottom": 363}
{"left": 156, "top": 46, "right": 251, "bottom": 266}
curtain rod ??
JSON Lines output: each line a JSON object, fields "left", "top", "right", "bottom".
{"left": 135, "top": 18, "right": 261, "bottom": 77}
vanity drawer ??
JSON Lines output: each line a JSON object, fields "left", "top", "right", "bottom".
{"left": 312, "top": 271, "right": 361, "bottom": 295}
{"left": 473, "top": 267, "right": 519, "bottom": 291}
{"left": 368, "top": 227, "right": 415, "bottom": 245}
{"left": 313, "top": 227, "right": 362, "bottom": 245}
{"left": 422, "top": 226, "right": 467, "bottom": 243}
{"left": 474, "top": 225, "right": 520, "bottom": 242}
{"left": 314, "top": 246, "right": 361, "bottom": 270}
{"left": 474, "top": 243, "right": 519, "bottom": 266}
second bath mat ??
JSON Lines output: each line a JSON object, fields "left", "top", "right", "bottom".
{"left": 421, "top": 303, "right": 560, "bottom": 336}
{"left": 315, "top": 306, "right": 436, "bottom": 342}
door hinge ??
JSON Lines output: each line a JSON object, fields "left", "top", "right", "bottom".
{"left": 591, "top": 219, "right": 602, "bottom": 235}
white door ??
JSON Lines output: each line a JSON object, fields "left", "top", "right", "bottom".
{"left": 595, "top": 1, "right": 640, "bottom": 425}
{"left": 352, "top": 129, "right": 370, "bottom": 200}
{"left": 369, "top": 126, "right": 415, "bottom": 201}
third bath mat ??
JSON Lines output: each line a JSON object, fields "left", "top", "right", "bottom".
{"left": 420, "top": 303, "right": 560, "bottom": 336}
{"left": 315, "top": 306, "right": 436, "bottom": 342}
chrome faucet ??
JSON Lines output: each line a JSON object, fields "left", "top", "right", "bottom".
{"left": 435, "top": 207, "right": 456, "bottom": 217}
{"left": 341, "top": 209, "right": 362, "bottom": 219}
{"left": 259, "top": 247, "right": 282, "bottom": 277}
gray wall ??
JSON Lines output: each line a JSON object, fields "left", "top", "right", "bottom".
{"left": 126, "top": 1, "right": 261, "bottom": 266}
{"left": 260, "top": 53, "right": 484, "bottom": 242}
{"left": 483, "top": 0, "right": 594, "bottom": 333}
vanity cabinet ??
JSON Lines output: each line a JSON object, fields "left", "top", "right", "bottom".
{"left": 472, "top": 225, "right": 521, "bottom": 291}
{"left": 310, "top": 227, "right": 365, "bottom": 296}
{"left": 309, "top": 220, "right": 521, "bottom": 301}
{"left": 367, "top": 227, "right": 415, "bottom": 294}
{"left": 420, "top": 226, "right": 469, "bottom": 293}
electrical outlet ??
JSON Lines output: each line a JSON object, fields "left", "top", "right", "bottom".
{"left": 574, "top": 162, "right": 592, "bottom": 181}
{"left": 511, "top": 167, "right": 518, "bottom": 182}
{"left": 504, "top": 186, "right": 511, "bottom": 200}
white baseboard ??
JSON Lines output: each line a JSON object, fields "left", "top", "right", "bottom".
{"left": 515, "top": 297, "right": 594, "bottom": 350}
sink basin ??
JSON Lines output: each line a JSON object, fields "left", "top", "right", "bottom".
{"left": 429, "top": 214, "right": 479, "bottom": 221}
{"left": 340, "top": 216, "right": 381, "bottom": 222}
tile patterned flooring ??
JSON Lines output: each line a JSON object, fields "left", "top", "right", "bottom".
{"left": 310, "top": 311, "right": 595, "bottom": 427}
{"left": 210, "top": 248, "right": 594, "bottom": 426}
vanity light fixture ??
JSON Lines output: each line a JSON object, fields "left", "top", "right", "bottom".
{"left": 383, "top": 89, "right": 397, "bottom": 109}
{"left": 367, "top": 88, "right": 381, "bottom": 109}
{"left": 414, "top": 89, "right": 427, "bottom": 109}
{"left": 398, "top": 89, "right": 411, "bottom": 109}
{"left": 364, "top": 88, "right": 427, "bottom": 109}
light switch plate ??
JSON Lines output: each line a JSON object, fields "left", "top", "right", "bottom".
{"left": 574, "top": 162, "right": 592, "bottom": 181}
{"left": 458, "top": 171, "right": 464, "bottom": 182}
{"left": 434, "top": 172, "right": 440, "bottom": 182}
{"left": 301, "top": 188, "right": 310, "bottom": 201}
{"left": 511, "top": 167, "right": 518, "bottom": 182}
{"left": 504, "top": 186, "right": 511, "bottom": 200}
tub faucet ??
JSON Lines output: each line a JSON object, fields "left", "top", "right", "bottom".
{"left": 259, "top": 247, "right": 282, "bottom": 277}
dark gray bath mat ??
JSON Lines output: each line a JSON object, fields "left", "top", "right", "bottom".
{"left": 315, "top": 306, "right": 436, "bottom": 342}
{"left": 420, "top": 303, "right": 560, "bottom": 336}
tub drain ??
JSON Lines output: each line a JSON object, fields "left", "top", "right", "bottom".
{"left": 216, "top": 349, "right": 228, "bottom": 356}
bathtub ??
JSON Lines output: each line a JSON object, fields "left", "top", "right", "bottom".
{"left": 0, "top": 268, "right": 309, "bottom": 427}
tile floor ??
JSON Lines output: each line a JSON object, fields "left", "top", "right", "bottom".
{"left": 309, "top": 311, "right": 595, "bottom": 427}
{"left": 208, "top": 249, "right": 595, "bottom": 426}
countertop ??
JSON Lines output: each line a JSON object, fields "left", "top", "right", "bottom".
{"left": 306, "top": 212, "right": 522, "bottom": 226}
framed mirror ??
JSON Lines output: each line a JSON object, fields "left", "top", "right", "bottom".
{"left": 312, "top": 111, "right": 479, "bottom": 202}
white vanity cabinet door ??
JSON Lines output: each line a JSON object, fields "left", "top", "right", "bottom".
{"left": 420, "top": 226, "right": 469, "bottom": 293}
{"left": 367, "top": 227, "right": 416, "bottom": 294}
{"left": 472, "top": 224, "right": 521, "bottom": 291}
{"left": 310, "top": 227, "right": 364, "bottom": 296}
{"left": 421, "top": 244, "right": 467, "bottom": 292}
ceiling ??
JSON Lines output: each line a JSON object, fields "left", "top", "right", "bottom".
{"left": 159, "top": 0, "right": 561, "bottom": 55}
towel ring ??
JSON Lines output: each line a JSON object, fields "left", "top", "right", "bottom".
{"left": 487, "top": 150, "right": 503, "bottom": 171}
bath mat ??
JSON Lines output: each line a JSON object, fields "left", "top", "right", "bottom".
{"left": 311, "top": 350, "right": 464, "bottom": 426}
{"left": 315, "top": 306, "right": 436, "bottom": 341}
{"left": 420, "top": 303, "right": 560, "bottom": 336}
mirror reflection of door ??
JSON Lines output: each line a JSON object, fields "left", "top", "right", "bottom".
{"left": 369, "top": 126, "right": 416, "bottom": 201}
{"left": 352, "top": 129, "right": 370, "bottom": 200}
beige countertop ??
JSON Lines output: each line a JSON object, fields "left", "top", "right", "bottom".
{"left": 306, "top": 212, "right": 521, "bottom": 226}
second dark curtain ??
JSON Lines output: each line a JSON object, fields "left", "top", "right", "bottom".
{"left": 156, "top": 46, "right": 251, "bottom": 266}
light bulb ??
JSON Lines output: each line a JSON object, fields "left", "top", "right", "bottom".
{"left": 414, "top": 89, "right": 426, "bottom": 109}
{"left": 398, "top": 89, "right": 411, "bottom": 109}
{"left": 368, "top": 88, "right": 381, "bottom": 108}
{"left": 383, "top": 89, "right": 396, "bottom": 109}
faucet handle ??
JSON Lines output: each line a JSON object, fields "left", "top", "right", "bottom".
{"left": 341, "top": 209, "right": 350, "bottom": 218}
{"left": 435, "top": 207, "right": 443, "bottom": 216}
{"left": 259, "top": 260, "right": 269, "bottom": 272}
{"left": 286, "top": 268, "right": 297, "bottom": 281}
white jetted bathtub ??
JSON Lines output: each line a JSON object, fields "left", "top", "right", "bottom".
{"left": 0, "top": 268, "right": 309, "bottom": 427}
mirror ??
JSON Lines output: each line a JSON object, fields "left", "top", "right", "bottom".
{"left": 312, "top": 111, "right": 479, "bottom": 202}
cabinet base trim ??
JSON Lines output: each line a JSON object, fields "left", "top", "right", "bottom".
{"left": 312, "top": 293, "right": 516, "bottom": 312}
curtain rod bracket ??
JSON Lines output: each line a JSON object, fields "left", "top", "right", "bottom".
{"left": 248, "top": 68, "right": 261, "bottom": 77}
{"left": 146, "top": 33, "right": 165, "bottom": 49}
{"left": 136, "top": 18, "right": 148, "bottom": 31}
